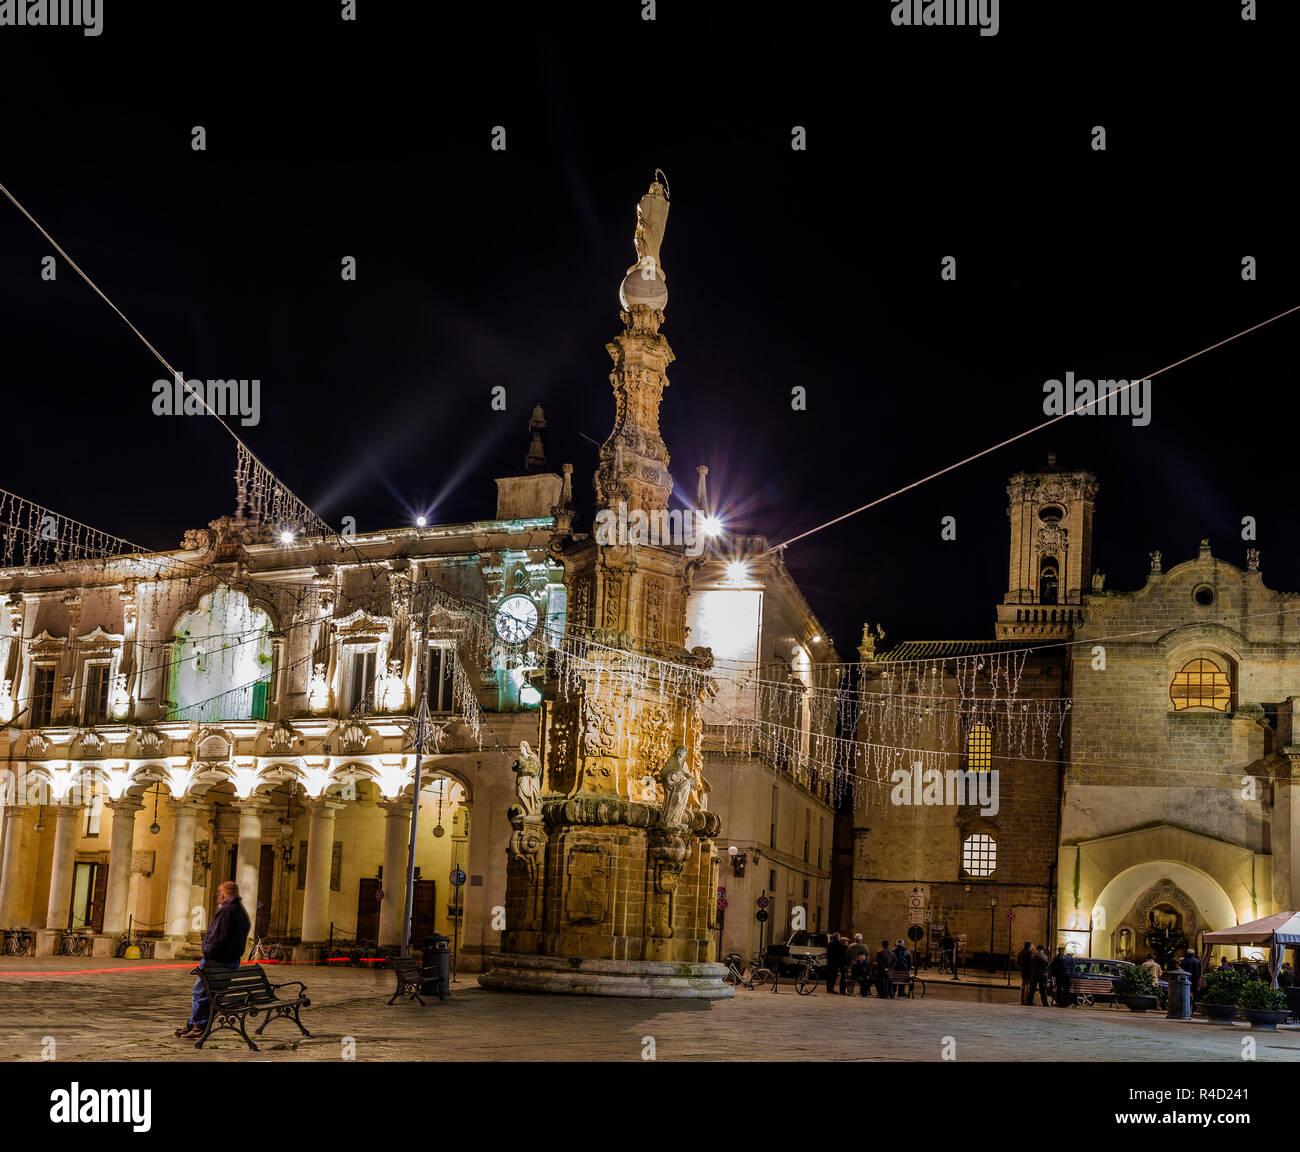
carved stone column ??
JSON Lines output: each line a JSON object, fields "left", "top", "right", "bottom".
{"left": 102, "top": 798, "right": 144, "bottom": 934}
{"left": 164, "top": 801, "right": 202, "bottom": 939}
{"left": 0, "top": 805, "right": 27, "bottom": 927}
{"left": 299, "top": 798, "right": 342, "bottom": 945}
{"left": 232, "top": 801, "right": 265, "bottom": 942}
{"left": 377, "top": 800, "right": 411, "bottom": 946}
{"left": 44, "top": 804, "right": 82, "bottom": 930}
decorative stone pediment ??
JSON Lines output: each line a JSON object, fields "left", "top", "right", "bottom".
{"left": 77, "top": 626, "right": 124, "bottom": 655}
{"left": 25, "top": 732, "right": 49, "bottom": 756}
{"left": 29, "top": 630, "right": 67, "bottom": 657}
{"left": 334, "top": 608, "right": 391, "bottom": 642}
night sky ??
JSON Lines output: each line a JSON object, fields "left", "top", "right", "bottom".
{"left": 1, "top": 2, "right": 1296, "bottom": 657}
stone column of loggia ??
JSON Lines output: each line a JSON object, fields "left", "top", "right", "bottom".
{"left": 164, "top": 801, "right": 202, "bottom": 940}
{"left": 44, "top": 805, "right": 83, "bottom": 930}
{"left": 233, "top": 801, "right": 265, "bottom": 943}
{"left": 299, "top": 798, "right": 343, "bottom": 945}
{"left": 377, "top": 799, "right": 412, "bottom": 947}
{"left": 101, "top": 798, "right": 144, "bottom": 935}
{"left": 0, "top": 805, "right": 26, "bottom": 927}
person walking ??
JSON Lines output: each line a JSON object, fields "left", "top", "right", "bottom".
{"left": 825, "top": 932, "right": 848, "bottom": 994}
{"left": 1029, "top": 945, "right": 1051, "bottom": 1006}
{"left": 176, "top": 880, "right": 250, "bottom": 1039}
{"left": 876, "top": 939, "right": 896, "bottom": 1000}
{"left": 939, "top": 931, "right": 954, "bottom": 974}
{"left": 1016, "top": 941, "right": 1034, "bottom": 1005}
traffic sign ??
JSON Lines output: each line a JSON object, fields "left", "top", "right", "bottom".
{"left": 906, "top": 925, "right": 925, "bottom": 942}
{"left": 1007, "top": 912, "right": 1016, "bottom": 920}
{"left": 449, "top": 868, "right": 467, "bottom": 887}
{"left": 755, "top": 909, "right": 769, "bottom": 923}
{"left": 717, "top": 897, "right": 728, "bottom": 911}
{"left": 908, "top": 907, "right": 926, "bottom": 926}
{"left": 907, "top": 894, "right": 925, "bottom": 911}
{"left": 756, "top": 895, "right": 770, "bottom": 909}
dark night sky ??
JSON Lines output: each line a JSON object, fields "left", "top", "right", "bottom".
{"left": 1, "top": 2, "right": 1297, "bottom": 656}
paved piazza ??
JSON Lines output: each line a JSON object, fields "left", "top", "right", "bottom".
{"left": 1, "top": 958, "right": 1298, "bottom": 1062}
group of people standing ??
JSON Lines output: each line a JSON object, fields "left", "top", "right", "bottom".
{"left": 825, "top": 932, "right": 915, "bottom": 998}
{"left": 1015, "top": 941, "right": 1209, "bottom": 1005}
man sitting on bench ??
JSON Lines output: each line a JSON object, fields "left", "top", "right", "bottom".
{"left": 177, "top": 880, "right": 250, "bottom": 1040}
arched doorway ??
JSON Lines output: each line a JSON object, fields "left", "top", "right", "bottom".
{"left": 1091, "top": 862, "right": 1236, "bottom": 962}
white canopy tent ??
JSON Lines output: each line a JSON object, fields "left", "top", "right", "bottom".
{"left": 1202, "top": 911, "right": 1300, "bottom": 988}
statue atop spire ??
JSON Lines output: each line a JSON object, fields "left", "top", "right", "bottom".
{"left": 619, "top": 171, "right": 671, "bottom": 312}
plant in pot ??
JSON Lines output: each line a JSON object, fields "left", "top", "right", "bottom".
{"left": 1118, "top": 964, "right": 1159, "bottom": 1012}
{"left": 1199, "top": 965, "right": 1244, "bottom": 1023}
{"left": 1238, "top": 979, "right": 1290, "bottom": 1031}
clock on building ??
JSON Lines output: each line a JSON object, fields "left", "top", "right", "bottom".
{"left": 494, "top": 594, "right": 539, "bottom": 644}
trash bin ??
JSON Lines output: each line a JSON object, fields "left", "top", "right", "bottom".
{"left": 420, "top": 933, "right": 451, "bottom": 1000}
{"left": 1165, "top": 968, "right": 1191, "bottom": 1020}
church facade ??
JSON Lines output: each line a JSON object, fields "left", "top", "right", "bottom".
{"left": 852, "top": 457, "right": 1299, "bottom": 968}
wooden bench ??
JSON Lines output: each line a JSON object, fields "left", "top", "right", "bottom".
{"left": 1068, "top": 975, "right": 1117, "bottom": 1006}
{"left": 191, "top": 963, "right": 311, "bottom": 1051}
{"left": 388, "top": 955, "right": 447, "bottom": 1004}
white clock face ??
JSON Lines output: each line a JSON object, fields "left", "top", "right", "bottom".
{"left": 494, "top": 595, "right": 539, "bottom": 644}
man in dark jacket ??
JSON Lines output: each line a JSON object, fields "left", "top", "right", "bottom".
{"left": 876, "top": 940, "right": 896, "bottom": 999}
{"left": 1048, "top": 945, "right": 1074, "bottom": 1006}
{"left": 1029, "top": 945, "right": 1051, "bottom": 1005}
{"left": 177, "top": 881, "right": 251, "bottom": 1039}
{"left": 1017, "top": 941, "right": 1034, "bottom": 1004}
{"left": 825, "top": 933, "right": 848, "bottom": 993}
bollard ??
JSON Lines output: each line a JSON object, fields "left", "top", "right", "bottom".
{"left": 420, "top": 933, "right": 451, "bottom": 1001}
{"left": 1165, "top": 968, "right": 1191, "bottom": 1020}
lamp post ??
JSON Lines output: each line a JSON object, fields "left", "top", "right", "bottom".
{"left": 989, "top": 895, "right": 998, "bottom": 959}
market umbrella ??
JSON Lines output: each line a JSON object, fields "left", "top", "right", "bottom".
{"left": 1203, "top": 911, "right": 1300, "bottom": 987}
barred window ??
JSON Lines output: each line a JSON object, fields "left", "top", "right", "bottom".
{"left": 962, "top": 833, "right": 996, "bottom": 877}
{"left": 1170, "top": 658, "right": 1230, "bottom": 712}
{"left": 965, "top": 722, "right": 993, "bottom": 772}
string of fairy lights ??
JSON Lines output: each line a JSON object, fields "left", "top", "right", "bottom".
{"left": 2, "top": 178, "right": 1295, "bottom": 817}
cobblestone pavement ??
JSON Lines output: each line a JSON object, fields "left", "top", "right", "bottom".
{"left": 1, "top": 958, "right": 1297, "bottom": 1062}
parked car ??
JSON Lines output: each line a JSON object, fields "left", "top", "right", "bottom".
{"left": 770, "top": 931, "right": 830, "bottom": 976}
{"left": 1067, "top": 957, "right": 1169, "bottom": 1005}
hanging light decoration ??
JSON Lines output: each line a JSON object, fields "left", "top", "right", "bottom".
{"left": 149, "top": 784, "right": 161, "bottom": 835}
{"left": 33, "top": 804, "right": 43, "bottom": 834}
{"left": 432, "top": 778, "right": 446, "bottom": 838}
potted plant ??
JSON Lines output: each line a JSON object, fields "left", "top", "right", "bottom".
{"left": 1198, "top": 965, "right": 1244, "bottom": 1023}
{"left": 1239, "top": 980, "right": 1290, "bottom": 1031}
{"left": 1118, "top": 964, "right": 1159, "bottom": 1012}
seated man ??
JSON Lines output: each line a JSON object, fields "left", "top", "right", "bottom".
{"left": 176, "top": 880, "right": 251, "bottom": 1040}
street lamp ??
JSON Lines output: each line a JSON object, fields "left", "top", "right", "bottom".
{"left": 989, "top": 895, "right": 998, "bottom": 958}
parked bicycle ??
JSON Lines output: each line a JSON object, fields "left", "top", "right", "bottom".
{"left": 722, "top": 951, "right": 776, "bottom": 991}
{"left": 248, "top": 936, "right": 287, "bottom": 962}
{"left": 2, "top": 929, "right": 34, "bottom": 956}
{"left": 60, "top": 930, "right": 93, "bottom": 956}
{"left": 794, "top": 956, "right": 820, "bottom": 995}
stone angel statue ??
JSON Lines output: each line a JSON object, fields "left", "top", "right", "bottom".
{"left": 513, "top": 740, "right": 542, "bottom": 819}
{"left": 658, "top": 744, "right": 691, "bottom": 826}
{"left": 630, "top": 174, "right": 670, "bottom": 280}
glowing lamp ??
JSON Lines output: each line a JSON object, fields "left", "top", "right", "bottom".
{"left": 724, "top": 559, "right": 750, "bottom": 586}
{"left": 700, "top": 514, "right": 724, "bottom": 538}
{"left": 278, "top": 530, "right": 296, "bottom": 545}
{"left": 416, "top": 516, "right": 427, "bottom": 527}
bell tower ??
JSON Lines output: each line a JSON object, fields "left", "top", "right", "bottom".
{"left": 995, "top": 455, "right": 1099, "bottom": 639}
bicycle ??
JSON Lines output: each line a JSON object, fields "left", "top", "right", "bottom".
{"left": 2, "top": 929, "right": 34, "bottom": 956}
{"left": 248, "top": 936, "right": 287, "bottom": 962}
{"left": 722, "top": 951, "right": 776, "bottom": 991}
{"left": 794, "top": 956, "right": 820, "bottom": 995}
{"left": 60, "top": 930, "right": 93, "bottom": 956}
